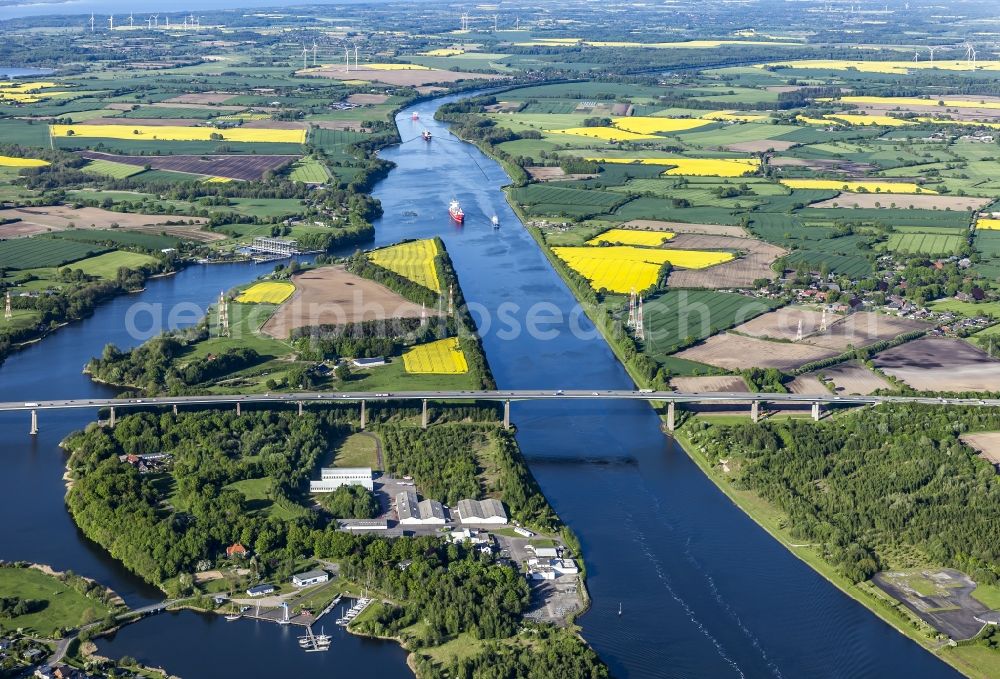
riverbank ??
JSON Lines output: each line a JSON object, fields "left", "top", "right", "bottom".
{"left": 438, "top": 102, "right": 991, "bottom": 679}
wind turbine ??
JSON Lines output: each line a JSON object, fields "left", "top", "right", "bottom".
{"left": 927, "top": 46, "right": 937, "bottom": 63}
{"left": 146, "top": 15, "right": 154, "bottom": 29}
{"left": 109, "top": 15, "right": 114, "bottom": 30}
{"left": 128, "top": 13, "right": 134, "bottom": 28}
{"left": 913, "top": 50, "right": 919, "bottom": 62}
{"left": 460, "top": 12, "right": 469, "bottom": 31}
{"left": 344, "top": 46, "right": 350, "bottom": 72}
{"left": 89, "top": 13, "right": 95, "bottom": 32}
{"left": 312, "top": 40, "right": 318, "bottom": 66}
{"left": 354, "top": 45, "right": 359, "bottom": 70}
{"left": 493, "top": 14, "right": 499, "bottom": 32}
{"left": 302, "top": 46, "right": 310, "bottom": 69}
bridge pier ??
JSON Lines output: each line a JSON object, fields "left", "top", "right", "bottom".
{"left": 236, "top": 401, "right": 241, "bottom": 416}
{"left": 750, "top": 400, "right": 760, "bottom": 423}
{"left": 109, "top": 406, "right": 116, "bottom": 428}
{"left": 811, "top": 402, "right": 821, "bottom": 421}
{"left": 172, "top": 404, "right": 178, "bottom": 416}
{"left": 421, "top": 399, "right": 428, "bottom": 429}
{"left": 298, "top": 401, "right": 304, "bottom": 416}
{"left": 29, "top": 409, "right": 38, "bottom": 435}
{"left": 360, "top": 400, "right": 366, "bottom": 430}
{"left": 666, "top": 401, "right": 675, "bottom": 432}
{"left": 503, "top": 400, "right": 510, "bottom": 431}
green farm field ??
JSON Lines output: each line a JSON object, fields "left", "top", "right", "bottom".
{"left": 289, "top": 156, "right": 330, "bottom": 183}
{"left": 82, "top": 158, "right": 146, "bottom": 179}
{"left": 0, "top": 237, "right": 105, "bottom": 270}
{"left": 641, "top": 290, "right": 779, "bottom": 359}
{"left": 885, "top": 233, "right": 965, "bottom": 256}
{"left": 64, "top": 250, "right": 159, "bottom": 278}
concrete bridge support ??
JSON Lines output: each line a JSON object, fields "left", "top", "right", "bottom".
{"left": 298, "top": 401, "right": 304, "bottom": 416}
{"left": 421, "top": 399, "right": 429, "bottom": 429}
{"left": 812, "top": 402, "right": 821, "bottom": 421}
{"left": 750, "top": 400, "right": 760, "bottom": 423}
{"left": 666, "top": 401, "right": 675, "bottom": 432}
{"left": 29, "top": 409, "right": 38, "bottom": 435}
{"left": 235, "top": 402, "right": 241, "bottom": 416}
{"left": 360, "top": 400, "right": 367, "bottom": 430}
{"left": 109, "top": 406, "right": 116, "bottom": 428}
{"left": 172, "top": 404, "right": 178, "bottom": 416}
{"left": 503, "top": 400, "right": 511, "bottom": 431}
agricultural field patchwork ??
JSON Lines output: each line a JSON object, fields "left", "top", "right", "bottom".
{"left": 402, "top": 337, "right": 469, "bottom": 374}
{"left": 369, "top": 239, "right": 442, "bottom": 293}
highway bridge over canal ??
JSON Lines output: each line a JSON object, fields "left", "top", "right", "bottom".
{"left": 5, "top": 390, "right": 999, "bottom": 435}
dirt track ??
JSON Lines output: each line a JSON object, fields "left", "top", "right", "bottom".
{"left": 260, "top": 265, "right": 441, "bottom": 339}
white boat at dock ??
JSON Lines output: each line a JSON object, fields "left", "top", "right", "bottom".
{"left": 336, "top": 597, "right": 374, "bottom": 626}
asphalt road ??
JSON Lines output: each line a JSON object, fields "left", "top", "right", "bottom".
{"left": 2, "top": 390, "right": 999, "bottom": 414}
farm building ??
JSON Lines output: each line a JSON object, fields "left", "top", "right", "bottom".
{"left": 291, "top": 569, "right": 329, "bottom": 587}
{"left": 455, "top": 498, "right": 508, "bottom": 525}
{"left": 396, "top": 490, "right": 447, "bottom": 525}
{"left": 310, "top": 467, "right": 373, "bottom": 492}
{"left": 246, "top": 584, "right": 275, "bottom": 597}
{"left": 352, "top": 356, "right": 387, "bottom": 368}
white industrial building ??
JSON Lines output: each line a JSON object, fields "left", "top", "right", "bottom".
{"left": 396, "top": 490, "right": 446, "bottom": 526}
{"left": 291, "top": 569, "right": 329, "bottom": 587}
{"left": 309, "top": 467, "right": 373, "bottom": 493}
{"left": 527, "top": 545, "right": 559, "bottom": 559}
{"left": 455, "top": 498, "right": 508, "bottom": 525}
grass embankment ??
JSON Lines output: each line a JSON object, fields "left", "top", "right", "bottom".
{"left": 0, "top": 566, "right": 115, "bottom": 636}
{"left": 671, "top": 425, "right": 996, "bottom": 679}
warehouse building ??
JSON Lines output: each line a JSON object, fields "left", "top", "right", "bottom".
{"left": 396, "top": 490, "right": 447, "bottom": 526}
{"left": 310, "top": 467, "right": 373, "bottom": 492}
{"left": 455, "top": 498, "right": 508, "bottom": 525}
{"left": 291, "top": 569, "right": 330, "bottom": 587}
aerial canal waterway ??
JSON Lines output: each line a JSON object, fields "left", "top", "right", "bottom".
{"left": 0, "top": 92, "right": 962, "bottom": 678}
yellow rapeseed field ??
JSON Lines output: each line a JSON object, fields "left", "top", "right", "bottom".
{"left": 825, "top": 114, "right": 913, "bottom": 127}
{"left": 825, "top": 96, "right": 1000, "bottom": 110}
{"left": 611, "top": 117, "right": 713, "bottom": 134}
{"left": 552, "top": 246, "right": 733, "bottom": 293}
{"left": 797, "top": 115, "right": 838, "bottom": 126}
{"left": 701, "top": 110, "right": 769, "bottom": 122}
{"left": 977, "top": 218, "right": 1000, "bottom": 231}
{"left": 369, "top": 239, "right": 442, "bottom": 293}
{"left": 236, "top": 281, "right": 295, "bottom": 304}
{"left": 203, "top": 176, "right": 232, "bottom": 183}
{"left": 49, "top": 124, "right": 306, "bottom": 143}
{"left": 421, "top": 48, "right": 465, "bottom": 56}
{"left": 548, "top": 127, "right": 661, "bottom": 141}
{"left": 587, "top": 229, "right": 674, "bottom": 247}
{"left": 0, "top": 155, "right": 49, "bottom": 167}
{"left": 403, "top": 337, "right": 469, "bottom": 374}
{"left": 586, "top": 157, "right": 758, "bottom": 177}
{"left": 0, "top": 81, "right": 69, "bottom": 103}
{"left": 780, "top": 179, "right": 936, "bottom": 194}
{"left": 760, "top": 59, "right": 1000, "bottom": 74}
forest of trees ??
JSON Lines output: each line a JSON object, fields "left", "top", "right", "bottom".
{"left": 689, "top": 405, "right": 1000, "bottom": 585}
{"left": 318, "top": 484, "right": 379, "bottom": 519}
